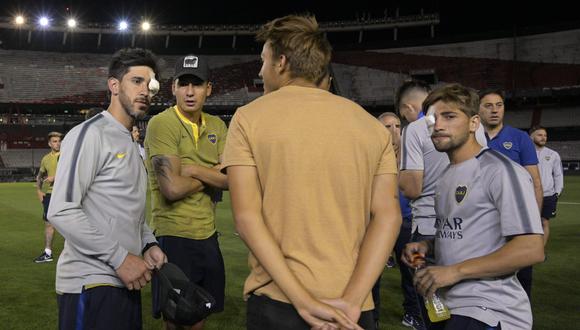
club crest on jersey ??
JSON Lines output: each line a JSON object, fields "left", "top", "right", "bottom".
{"left": 545, "top": 156, "right": 551, "bottom": 161}
{"left": 503, "top": 142, "right": 513, "bottom": 150}
{"left": 208, "top": 133, "right": 217, "bottom": 144}
{"left": 455, "top": 185, "right": 468, "bottom": 203}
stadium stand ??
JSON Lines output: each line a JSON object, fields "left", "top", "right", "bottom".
{"left": 1, "top": 28, "right": 580, "bottom": 181}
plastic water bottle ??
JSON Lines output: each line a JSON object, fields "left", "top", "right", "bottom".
{"left": 412, "top": 253, "right": 451, "bottom": 323}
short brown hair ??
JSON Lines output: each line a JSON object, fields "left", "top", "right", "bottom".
{"left": 47, "top": 131, "right": 63, "bottom": 140}
{"left": 256, "top": 15, "right": 332, "bottom": 84}
{"left": 423, "top": 83, "right": 479, "bottom": 118}
{"left": 529, "top": 125, "right": 546, "bottom": 135}
{"left": 478, "top": 88, "right": 505, "bottom": 102}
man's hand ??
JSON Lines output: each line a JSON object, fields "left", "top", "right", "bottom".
{"left": 44, "top": 176, "right": 55, "bottom": 184}
{"left": 296, "top": 297, "right": 363, "bottom": 330}
{"left": 402, "top": 241, "right": 430, "bottom": 268}
{"left": 414, "top": 265, "right": 462, "bottom": 297}
{"left": 116, "top": 253, "right": 154, "bottom": 290}
{"left": 321, "top": 297, "right": 361, "bottom": 328}
{"left": 143, "top": 245, "right": 167, "bottom": 269}
{"left": 36, "top": 190, "right": 45, "bottom": 202}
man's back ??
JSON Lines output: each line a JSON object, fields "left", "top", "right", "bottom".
{"left": 225, "top": 85, "right": 397, "bottom": 309}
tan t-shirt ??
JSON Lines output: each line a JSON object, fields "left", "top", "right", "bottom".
{"left": 222, "top": 85, "right": 397, "bottom": 311}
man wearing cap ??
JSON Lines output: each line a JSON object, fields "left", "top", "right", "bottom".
{"left": 145, "top": 54, "right": 228, "bottom": 329}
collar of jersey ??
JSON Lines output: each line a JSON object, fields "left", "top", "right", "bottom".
{"left": 174, "top": 106, "right": 206, "bottom": 147}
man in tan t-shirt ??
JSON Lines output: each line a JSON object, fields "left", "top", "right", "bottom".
{"left": 222, "top": 14, "right": 401, "bottom": 330}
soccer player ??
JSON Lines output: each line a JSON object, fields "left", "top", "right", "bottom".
{"left": 530, "top": 125, "right": 564, "bottom": 246}
{"left": 48, "top": 48, "right": 166, "bottom": 330}
{"left": 145, "top": 54, "right": 228, "bottom": 330}
{"left": 34, "top": 131, "right": 62, "bottom": 263}
{"left": 404, "top": 83, "right": 544, "bottom": 329}
{"left": 478, "top": 88, "right": 543, "bottom": 299}
{"left": 223, "top": 14, "right": 401, "bottom": 330}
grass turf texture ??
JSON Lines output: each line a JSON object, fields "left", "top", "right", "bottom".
{"left": 1, "top": 177, "right": 579, "bottom": 329}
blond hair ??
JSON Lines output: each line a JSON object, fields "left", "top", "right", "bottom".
{"left": 47, "top": 131, "right": 63, "bottom": 140}
{"left": 256, "top": 15, "right": 332, "bottom": 83}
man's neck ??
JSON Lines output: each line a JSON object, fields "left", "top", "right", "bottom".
{"left": 535, "top": 144, "right": 544, "bottom": 151}
{"left": 285, "top": 77, "right": 318, "bottom": 89}
{"left": 484, "top": 122, "right": 503, "bottom": 139}
{"left": 448, "top": 138, "right": 482, "bottom": 165}
{"left": 107, "top": 104, "right": 133, "bottom": 130}
{"left": 176, "top": 106, "right": 202, "bottom": 125}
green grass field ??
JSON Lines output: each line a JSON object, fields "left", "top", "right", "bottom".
{"left": 1, "top": 178, "right": 579, "bottom": 329}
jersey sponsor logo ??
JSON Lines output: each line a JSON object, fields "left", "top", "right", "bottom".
{"left": 435, "top": 217, "right": 464, "bottom": 239}
{"left": 545, "top": 156, "right": 551, "bottom": 161}
{"left": 503, "top": 141, "right": 513, "bottom": 150}
{"left": 208, "top": 133, "right": 217, "bottom": 144}
{"left": 455, "top": 185, "right": 468, "bottom": 203}
{"left": 116, "top": 152, "right": 127, "bottom": 159}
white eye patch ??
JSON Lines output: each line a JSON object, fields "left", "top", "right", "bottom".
{"left": 148, "top": 71, "right": 160, "bottom": 97}
{"left": 425, "top": 105, "right": 436, "bottom": 135}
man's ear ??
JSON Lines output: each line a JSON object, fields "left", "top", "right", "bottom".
{"left": 108, "top": 77, "right": 119, "bottom": 96}
{"left": 206, "top": 82, "right": 213, "bottom": 97}
{"left": 470, "top": 114, "right": 481, "bottom": 133}
{"left": 277, "top": 54, "right": 288, "bottom": 74}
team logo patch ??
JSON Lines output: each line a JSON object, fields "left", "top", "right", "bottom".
{"left": 545, "top": 156, "right": 551, "bottom": 161}
{"left": 116, "top": 153, "right": 126, "bottom": 159}
{"left": 455, "top": 185, "right": 468, "bottom": 204}
{"left": 503, "top": 142, "right": 513, "bottom": 150}
{"left": 208, "top": 133, "right": 217, "bottom": 144}
{"left": 183, "top": 55, "right": 199, "bottom": 68}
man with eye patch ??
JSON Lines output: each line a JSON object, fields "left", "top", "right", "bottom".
{"left": 48, "top": 48, "right": 166, "bottom": 330}
{"left": 145, "top": 54, "right": 228, "bottom": 329}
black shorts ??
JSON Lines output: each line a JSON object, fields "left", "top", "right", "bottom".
{"left": 246, "top": 294, "right": 376, "bottom": 330}
{"left": 42, "top": 194, "right": 51, "bottom": 221}
{"left": 152, "top": 233, "right": 225, "bottom": 319}
{"left": 57, "top": 286, "right": 142, "bottom": 330}
{"left": 541, "top": 193, "right": 559, "bottom": 220}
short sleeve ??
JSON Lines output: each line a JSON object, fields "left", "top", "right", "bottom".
{"left": 39, "top": 156, "right": 47, "bottom": 174}
{"left": 217, "top": 118, "right": 228, "bottom": 156}
{"left": 221, "top": 110, "right": 256, "bottom": 168}
{"left": 144, "top": 115, "right": 180, "bottom": 160}
{"left": 376, "top": 130, "right": 398, "bottom": 176}
{"left": 400, "top": 122, "right": 424, "bottom": 171}
{"left": 489, "top": 159, "right": 543, "bottom": 237}
{"left": 519, "top": 133, "right": 539, "bottom": 166}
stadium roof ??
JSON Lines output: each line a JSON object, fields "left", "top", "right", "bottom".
{"left": 1, "top": 0, "right": 578, "bottom": 34}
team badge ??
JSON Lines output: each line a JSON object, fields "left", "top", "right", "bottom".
{"left": 208, "top": 133, "right": 217, "bottom": 144}
{"left": 545, "top": 156, "right": 551, "bottom": 161}
{"left": 455, "top": 185, "right": 468, "bottom": 203}
{"left": 503, "top": 142, "right": 513, "bottom": 150}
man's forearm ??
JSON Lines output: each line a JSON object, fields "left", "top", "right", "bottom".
{"left": 152, "top": 155, "right": 204, "bottom": 201}
{"left": 343, "top": 174, "right": 401, "bottom": 307}
{"left": 454, "top": 234, "right": 544, "bottom": 281}
{"left": 342, "top": 210, "right": 400, "bottom": 307}
{"left": 188, "top": 165, "right": 228, "bottom": 189}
